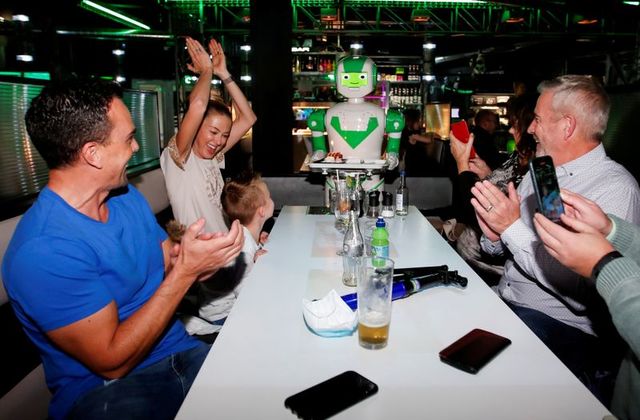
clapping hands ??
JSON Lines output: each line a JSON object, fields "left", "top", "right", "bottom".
{"left": 185, "top": 37, "right": 212, "bottom": 75}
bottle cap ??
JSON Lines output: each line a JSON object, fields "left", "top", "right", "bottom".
{"left": 376, "top": 217, "right": 386, "bottom": 228}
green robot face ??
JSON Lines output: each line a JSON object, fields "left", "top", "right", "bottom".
{"left": 336, "top": 55, "right": 377, "bottom": 98}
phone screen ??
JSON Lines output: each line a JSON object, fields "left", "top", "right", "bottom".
{"left": 439, "top": 329, "right": 511, "bottom": 374}
{"left": 529, "top": 156, "right": 564, "bottom": 222}
{"left": 284, "top": 371, "right": 378, "bottom": 419}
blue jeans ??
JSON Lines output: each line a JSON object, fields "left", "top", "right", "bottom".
{"left": 69, "top": 343, "right": 209, "bottom": 420}
{"left": 507, "top": 303, "right": 619, "bottom": 407}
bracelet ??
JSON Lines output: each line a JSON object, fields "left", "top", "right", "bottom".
{"left": 591, "top": 250, "right": 623, "bottom": 280}
{"left": 222, "top": 75, "right": 234, "bottom": 85}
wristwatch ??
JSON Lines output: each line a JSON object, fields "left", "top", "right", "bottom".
{"left": 591, "top": 250, "right": 623, "bottom": 280}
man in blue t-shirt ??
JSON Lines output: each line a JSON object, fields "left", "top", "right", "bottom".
{"left": 1, "top": 80, "right": 244, "bottom": 419}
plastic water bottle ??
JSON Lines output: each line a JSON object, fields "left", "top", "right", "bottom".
{"left": 395, "top": 171, "right": 409, "bottom": 216}
{"left": 371, "top": 217, "right": 389, "bottom": 262}
{"left": 342, "top": 207, "right": 364, "bottom": 287}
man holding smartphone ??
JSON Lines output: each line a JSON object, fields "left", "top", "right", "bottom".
{"left": 469, "top": 75, "right": 640, "bottom": 404}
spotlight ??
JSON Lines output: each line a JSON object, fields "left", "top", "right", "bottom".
{"left": 423, "top": 42, "right": 436, "bottom": 50}
{"left": 12, "top": 14, "right": 30, "bottom": 22}
{"left": 16, "top": 54, "right": 33, "bottom": 62}
{"left": 112, "top": 49, "right": 125, "bottom": 56}
{"left": 240, "top": 45, "right": 251, "bottom": 52}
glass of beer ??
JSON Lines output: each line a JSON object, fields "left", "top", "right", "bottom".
{"left": 358, "top": 257, "right": 394, "bottom": 349}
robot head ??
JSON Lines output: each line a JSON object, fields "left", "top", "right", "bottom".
{"left": 335, "top": 55, "right": 377, "bottom": 98}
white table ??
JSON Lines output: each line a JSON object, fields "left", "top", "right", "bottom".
{"left": 177, "top": 206, "right": 610, "bottom": 420}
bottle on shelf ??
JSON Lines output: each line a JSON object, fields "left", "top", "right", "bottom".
{"left": 396, "top": 170, "right": 409, "bottom": 216}
{"left": 371, "top": 217, "right": 390, "bottom": 262}
{"left": 342, "top": 205, "right": 364, "bottom": 287}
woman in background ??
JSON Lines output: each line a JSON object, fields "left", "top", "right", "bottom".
{"left": 161, "top": 37, "right": 257, "bottom": 233}
{"left": 449, "top": 94, "right": 537, "bottom": 280}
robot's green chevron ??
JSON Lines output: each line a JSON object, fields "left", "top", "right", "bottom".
{"left": 330, "top": 116, "right": 379, "bottom": 149}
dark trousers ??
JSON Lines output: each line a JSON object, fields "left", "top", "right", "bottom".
{"left": 69, "top": 343, "right": 210, "bottom": 420}
{"left": 507, "top": 302, "right": 620, "bottom": 407}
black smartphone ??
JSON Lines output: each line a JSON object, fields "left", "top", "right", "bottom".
{"left": 439, "top": 329, "right": 512, "bottom": 374}
{"left": 284, "top": 370, "right": 378, "bottom": 419}
{"left": 529, "top": 155, "right": 565, "bottom": 223}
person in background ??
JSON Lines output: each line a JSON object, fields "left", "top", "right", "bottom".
{"left": 449, "top": 94, "right": 537, "bottom": 280}
{"left": 471, "top": 75, "right": 640, "bottom": 403}
{"left": 470, "top": 109, "right": 503, "bottom": 171}
{"left": 451, "top": 94, "right": 537, "bottom": 226}
{"left": 194, "top": 172, "right": 275, "bottom": 330}
{"left": 534, "top": 189, "right": 640, "bottom": 420}
{"left": 1, "top": 79, "right": 244, "bottom": 419}
{"left": 400, "top": 108, "right": 442, "bottom": 176}
{"left": 161, "top": 37, "right": 257, "bottom": 234}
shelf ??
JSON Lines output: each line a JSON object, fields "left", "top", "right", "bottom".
{"left": 387, "top": 80, "right": 421, "bottom": 84}
{"left": 293, "top": 72, "right": 333, "bottom": 77}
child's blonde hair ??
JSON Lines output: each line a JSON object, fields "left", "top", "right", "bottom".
{"left": 221, "top": 171, "right": 267, "bottom": 225}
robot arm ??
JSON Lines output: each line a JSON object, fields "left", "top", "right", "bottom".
{"left": 385, "top": 109, "right": 405, "bottom": 170}
{"left": 308, "top": 109, "right": 327, "bottom": 161}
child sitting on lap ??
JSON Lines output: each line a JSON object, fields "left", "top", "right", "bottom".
{"left": 197, "top": 171, "right": 275, "bottom": 328}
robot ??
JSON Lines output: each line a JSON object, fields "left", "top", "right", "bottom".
{"left": 307, "top": 55, "right": 404, "bottom": 193}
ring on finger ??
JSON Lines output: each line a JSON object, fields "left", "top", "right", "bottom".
{"left": 486, "top": 204, "right": 494, "bottom": 212}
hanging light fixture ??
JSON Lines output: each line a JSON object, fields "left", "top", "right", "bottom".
{"left": 411, "top": 9, "right": 430, "bottom": 23}
{"left": 321, "top": 7, "right": 338, "bottom": 22}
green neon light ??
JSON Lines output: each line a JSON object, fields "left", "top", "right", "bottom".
{"left": 23, "top": 72, "right": 51, "bottom": 80}
{"left": 0, "top": 71, "right": 51, "bottom": 80}
{"left": 80, "top": 0, "right": 151, "bottom": 30}
{"left": 623, "top": 1, "right": 639, "bottom": 5}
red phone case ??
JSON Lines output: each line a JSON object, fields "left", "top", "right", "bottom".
{"left": 451, "top": 121, "right": 476, "bottom": 158}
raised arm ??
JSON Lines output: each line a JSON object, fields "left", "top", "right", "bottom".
{"left": 208, "top": 38, "right": 257, "bottom": 154}
{"left": 46, "top": 219, "right": 244, "bottom": 379}
{"left": 173, "top": 37, "right": 213, "bottom": 162}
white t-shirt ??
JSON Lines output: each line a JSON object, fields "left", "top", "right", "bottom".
{"left": 198, "top": 226, "right": 260, "bottom": 322}
{"left": 160, "top": 136, "right": 228, "bottom": 234}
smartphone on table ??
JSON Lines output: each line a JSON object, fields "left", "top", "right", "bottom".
{"left": 284, "top": 370, "right": 378, "bottom": 419}
{"left": 450, "top": 120, "right": 476, "bottom": 159}
{"left": 529, "top": 155, "right": 564, "bottom": 223}
{"left": 439, "top": 329, "right": 512, "bottom": 374}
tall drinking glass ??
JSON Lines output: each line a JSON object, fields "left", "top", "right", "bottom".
{"left": 334, "top": 180, "right": 351, "bottom": 232}
{"left": 358, "top": 257, "right": 394, "bottom": 349}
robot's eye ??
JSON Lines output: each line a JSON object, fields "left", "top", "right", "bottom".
{"left": 359, "top": 74, "right": 367, "bottom": 80}
{"left": 342, "top": 74, "right": 350, "bottom": 80}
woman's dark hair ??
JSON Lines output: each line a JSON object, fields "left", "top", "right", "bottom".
{"left": 206, "top": 98, "right": 232, "bottom": 120}
{"left": 25, "top": 79, "right": 123, "bottom": 169}
{"left": 506, "top": 94, "right": 538, "bottom": 172}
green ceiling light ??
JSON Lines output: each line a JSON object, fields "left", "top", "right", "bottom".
{"left": 573, "top": 14, "right": 598, "bottom": 25}
{"left": 241, "top": 7, "right": 250, "bottom": 23}
{"left": 320, "top": 7, "right": 338, "bottom": 22}
{"left": 411, "top": 9, "right": 430, "bottom": 23}
{"left": 623, "top": 1, "right": 639, "bottom": 5}
{"left": 501, "top": 10, "right": 524, "bottom": 24}
{"left": 80, "top": 0, "right": 151, "bottom": 30}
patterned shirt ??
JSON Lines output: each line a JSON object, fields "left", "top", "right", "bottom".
{"left": 160, "top": 136, "right": 229, "bottom": 234}
{"left": 481, "top": 144, "right": 640, "bottom": 335}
